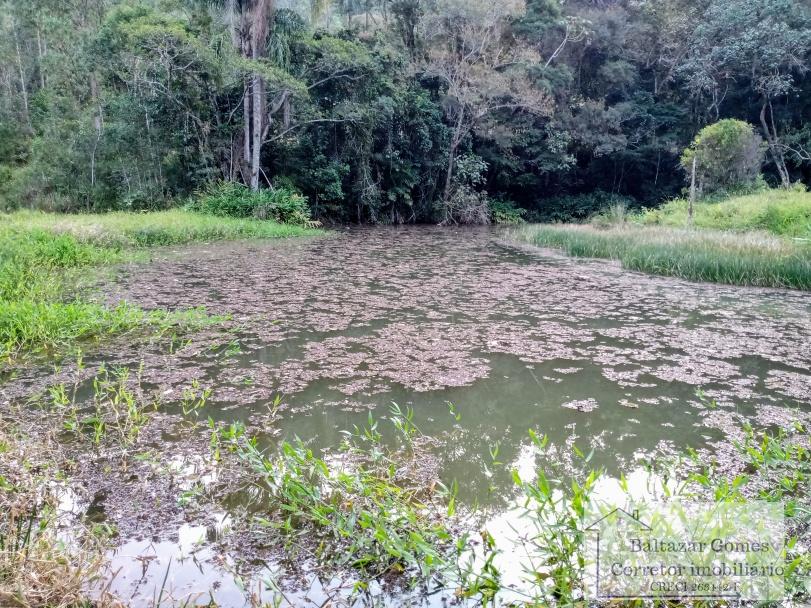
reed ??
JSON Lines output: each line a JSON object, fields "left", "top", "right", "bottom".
{"left": 514, "top": 223, "right": 811, "bottom": 289}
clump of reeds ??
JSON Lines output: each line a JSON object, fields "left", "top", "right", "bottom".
{"left": 514, "top": 223, "right": 811, "bottom": 289}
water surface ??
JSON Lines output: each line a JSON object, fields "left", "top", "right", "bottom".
{"left": 108, "top": 227, "right": 810, "bottom": 488}
{"left": 5, "top": 226, "right": 811, "bottom": 606}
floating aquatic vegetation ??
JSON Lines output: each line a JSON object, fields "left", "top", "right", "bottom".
{"left": 561, "top": 398, "right": 600, "bottom": 413}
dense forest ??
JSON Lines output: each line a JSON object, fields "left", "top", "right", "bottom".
{"left": 1, "top": 0, "right": 810, "bottom": 223}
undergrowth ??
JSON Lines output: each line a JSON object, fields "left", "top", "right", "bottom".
{"left": 461, "top": 423, "right": 811, "bottom": 606}
{"left": 636, "top": 188, "right": 811, "bottom": 238}
{"left": 3, "top": 368, "right": 810, "bottom": 606}
{"left": 206, "top": 405, "right": 811, "bottom": 606}
{"left": 185, "top": 182, "right": 319, "bottom": 228}
{"left": 211, "top": 406, "right": 459, "bottom": 583}
{"left": 515, "top": 188, "right": 811, "bottom": 289}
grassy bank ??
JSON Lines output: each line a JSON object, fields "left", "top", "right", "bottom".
{"left": 515, "top": 190, "right": 811, "bottom": 290}
{"left": 636, "top": 189, "right": 811, "bottom": 237}
{"left": 0, "top": 210, "right": 321, "bottom": 359}
{"left": 4, "top": 209, "right": 321, "bottom": 247}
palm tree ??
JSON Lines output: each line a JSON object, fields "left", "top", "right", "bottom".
{"left": 202, "top": 0, "right": 275, "bottom": 190}
{"left": 246, "top": 0, "right": 273, "bottom": 190}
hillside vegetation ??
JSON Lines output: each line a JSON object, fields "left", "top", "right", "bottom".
{"left": 1, "top": 0, "right": 809, "bottom": 222}
{"left": 636, "top": 189, "right": 811, "bottom": 238}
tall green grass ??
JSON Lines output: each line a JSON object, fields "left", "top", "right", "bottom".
{"left": 4, "top": 209, "right": 321, "bottom": 248}
{"left": 514, "top": 224, "right": 811, "bottom": 290}
{"left": 0, "top": 210, "right": 322, "bottom": 359}
{"left": 636, "top": 189, "right": 811, "bottom": 237}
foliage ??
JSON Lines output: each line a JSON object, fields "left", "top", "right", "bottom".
{"left": 216, "top": 411, "right": 458, "bottom": 579}
{"left": 531, "top": 191, "right": 636, "bottom": 223}
{"left": 206, "top": 407, "right": 811, "bottom": 605}
{"left": 51, "top": 364, "right": 157, "bottom": 447}
{"left": 0, "top": 300, "right": 143, "bottom": 359}
{"left": 503, "top": 435, "right": 600, "bottom": 605}
{"left": 0, "top": 0, "right": 809, "bottom": 221}
{"left": 489, "top": 198, "right": 526, "bottom": 225}
{"left": 187, "top": 181, "right": 315, "bottom": 226}
{"left": 677, "top": 0, "right": 811, "bottom": 188}
{"left": 681, "top": 120, "right": 766, "bottom": 194}
{"left": 459, "top": 422, "right": 811, "bottom": 606}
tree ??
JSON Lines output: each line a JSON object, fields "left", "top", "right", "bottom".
{"left": 678, "top": 0, "right": 811, "bottom": 188}
{"left": 419, "top": 0, "right": 552, "bottom": 218}
{"left": 221, "top": 0, "right": 276, "bottom": 190}
{"left": 1, "top": 0, "right": 810, "bottom": 219}
{"left": 680, "top": 119, "right": 765, "bottom": 195}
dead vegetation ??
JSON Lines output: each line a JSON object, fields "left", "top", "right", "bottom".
{"left": 0, "top": 419, "right": 121, "bottom": 608}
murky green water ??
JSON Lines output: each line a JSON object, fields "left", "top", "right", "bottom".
{"left": 6, "top": 226, "right": 811, "bottom": 606}
{"left": 106, "top": 227, "right": 811, "bottom": 501}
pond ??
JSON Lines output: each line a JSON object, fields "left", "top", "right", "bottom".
{"left": 4, "top": 226, "right": 811, "bottom": 606}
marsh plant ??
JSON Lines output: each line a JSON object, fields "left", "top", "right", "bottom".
{"left": 0, "top": 210, "right": 318, "bottom": 359}
{"left": 180, "top": 378, "right": 213, "bottom": 420}
{"left": 208, "top": 419, "right": 248, "bottom": 464}
{"left": 514, "top": 186, "right": 811, "bottom": 290}
{"left": 514, "top": 223, "right": 811, "bottom": 289}
{"left": 0, "top": 495, "right": 112, "bottom": 608}
{"left": 7, "top": 379, "right": 811, "bottom": 607}
{"left": 0, "top": 420, "right": 117, "bottom": 608}
{"left": 450, "top": 431, "right": 604, "bottom": 607}
{"left": 210, "top": 411, "right": 460, "bottom": 585}
{"left": 48, "top": 363, "right": 156, "bottom": 447}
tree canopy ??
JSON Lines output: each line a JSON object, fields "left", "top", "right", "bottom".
{"left": 1, "top": 0, "right": 810, "bottom": 222}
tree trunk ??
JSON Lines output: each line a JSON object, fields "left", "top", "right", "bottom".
{"left": 227, "top": 0, "right": 238, "bottom": 47}
{"left": 243, "top": 78, "right": 252, "bottom": 180}
{"left": 759, "top": 100, "right": 791, "bottom": 189}
{"left": 36, "top": 24, "right": 46, "bottom": 89}
{"left": 89, "top": 73, "right": 103, "bottom": 190}
{"left": 442, "top": 143, "right": 457, "bottom": 211}
{"left": 688, "top": 155, "right": 696, "bottom": 226}
{"left": 442, "top": 109, "right": 466, "bottom": 219}
{"left": 13, "top": 22, "right": 31, "bottom": 131}
{"left": 248, "top": 0, "right": 273, "bottom": 191}
{"left": 251, "top": 74, "right": 263, "bottom": 190}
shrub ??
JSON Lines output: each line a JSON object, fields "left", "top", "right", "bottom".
{"left": 443, "top": 187, "right": 491, "bottom": 225}
{"left": 253, "top": 187, "right": 313, "bottom": 225}
{"left": 532, "top": 191, "right": 636, "bottom": 222}
{"left": 188, "top": 181, "right": 314, "bottom": 226}
{"left": 489, "top": 198, "right": 526, "bottom": 225}
{"left": 681, "top": 119, "right": 766, "bottom": 195}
